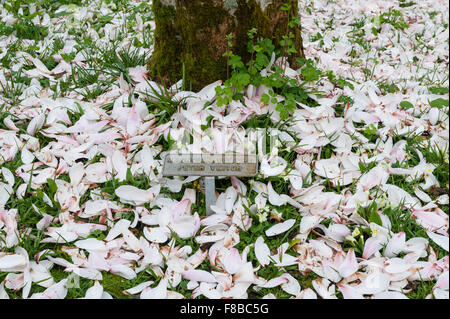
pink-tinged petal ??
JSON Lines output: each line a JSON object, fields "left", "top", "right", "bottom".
{"left": 182, "top": 270, "right": 217, "bottom": 283}
{"left": 27, "top": 113, "right": 45, "bottom": 136}
{"left": 325, "top": 224, "right": 351, "bottom": 242}
{"left": 357, "top": 166, "right": 389, "bottom": 192}
{"left": 69, "top": 267, "right": 103, "bottom": 280}
{"left": 231, "top": 177, "right": 247, "bottom": 195}
{"left": 129, "top": 66, "right": 148, "bottom": 83}
{"left": 5, "top": 273, "right": 25, "bottom": 291}
{"left": 426, "top": 231, "right": 449, "bottom": 252}
{"left": 295, "top": 288, "right": 317, "bottom": 299}
{"left": 289, "top": 169, "right": 303, "bottom": 190}
{"left": 281, "top": 273, "right": 301, "bottom": 296}
{"left": 36, "top": 214, "right": 54, "bottom": 231}
{"left": 143, "top": 227, "right": 168, "bottom": 244}
{"left": 338, "top": 248, "right": 358, "bottom": 278}
{"left": 299, "top": 215, "right": 322, "bottom": 234}
{"left": 3, "top": 116, "right": 19, "bottom": 132}
{"left": 385, "top": 232, "right": 406, "bottom": 258}
{"left": 74, "top": 238, "right": 108, "bottom": 253}
{"left": 267, "top": 181, "right": 286, "bottom": 206}
{"left": 311, "top": 278, "right": 337, "bottom": 299}
{"left": 0, "top": 254, "right": 27, "bottom": 270}
{"left": 358, "top": 272, "right": 391, "bottom": 295}
{"left": 115, "top": 185, "right": 156, "bottom": 205}
{"left": 212, "top": 271, "right": 232, "bottom": 291}
{"left": 223, "top": 248, "right": 242, "bottom": 275}
{"left": 123, "top": 281, "right": 154, "bottom": 295}
{"left": 110, "top": 264, "right": 136, "bottom": 280}
{"left": 201, "top": 214, "right": 229, "bottom": 226}
{"left": 172, "top": 198, "right": 191, "bottom": 220}
{"left": 126, "top": 105, "right": 140, "bottom": 136}
{"left": 208, "top": 242, "right": 223, "bottom": 266}
{"left": 68, "top": 162, "right": 84, "bottom": 187}
{"left": 197, "top": 80, "right": 222, "bottom": 101}
{"left": 434, "top": 271, "right": 449, "bottom": 290}
{"left": 338, "top": 283, "right": 364, "bottom": 299}
{"left": 265, "top": 219, "right": 296, "bottom": 237}
{"left": 310, "top": 239, "right": 333, "bottom": 259}
{"left": 104, "top": 219, "right": 131, "bottom": 242}
{"left": 254, "top": 236, "right": 271, "bottom": 266}
{"left": 233, "top": 262, "right": 255, "bottom": 283}
{"left": 140, "top": 279, "right": 167, "bottom": 299}
{"left": 87, "top": 252, "right": 110, "bottom": 272}
{"left": 171, "top": 216, "right": 197, "bottom": 239}
{"left": 259, "top": 276, "right": 289, "bottom": 288}
{"left": 112, "top": 150, "right": 128, "bottom": 181}
{"left": 412, "top": 209, "right": 447, "bottom": 232}
{"left": 35, "top": 279, "right": 68, "bottom": 299}
{"left": 362, "top": 237, "right": 383, "bottom": 259}
{"left": 323, "top": 259, "right": 341, "bottom": 283}
{"left": 384, "top": 258, "right": 411, "bottom": 274}
{"left": 260, "top": 156, "right": 287, "bottom": 177}
{"left": 224, "top": 187, "right": 238, "bottom": 214}
{"left": 83, "top": 281, "right": 104, "bottom": 299}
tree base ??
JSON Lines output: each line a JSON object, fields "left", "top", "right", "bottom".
{"left": 150, "top": 0, "right": 305, "bottom": 91}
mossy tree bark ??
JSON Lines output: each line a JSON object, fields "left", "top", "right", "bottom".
{"left": 150, "top": 0, "right": 305, "bottom": 91}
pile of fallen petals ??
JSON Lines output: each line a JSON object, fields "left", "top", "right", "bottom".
{"left": 0, "top": 0, "right": 448, "bottom": 299}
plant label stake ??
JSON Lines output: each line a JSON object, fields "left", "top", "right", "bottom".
{"left": 163, "top": 153, "right": 258, "bottom": 215}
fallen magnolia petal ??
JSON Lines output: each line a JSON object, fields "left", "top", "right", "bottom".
{"left": 140, "top": 279, "right": 168, "bottom": 299}
{"left": 338, "top": 248, "right": 358, "bottom": 278}
{"left": 280, "top": 273, "right": 301, "bottom": 296}
{"left": 123, "top": 281, "right": 154, "bottom": 295}
{"left": 254, "top": 236, "right": 271, "bottom": 266}
{"left": 362, "top": 237, "right": 383, "bottom": 259}
{"left": 143, "top": 227, "right": 169, "bottom": 244}
{"left": 82, "top": 281, "right": 104, "bottom": 299}
{"left": 337, "top": 283, "right": 364, "bottom": 299}
{"left": 0, "top": 282, "right": 9, "bottom": 299}
{"left": 265, "top": 219, "right": 296, "bottom": 237}
{"left": 426, "top": 231, "right": 449, "bottom": 252}
{"left": 258, "top": 276, "right": 289, "bottom": 288}
{"left": 0, "top": 254, "right": 27, "bottom": 270}
{"left": 115, "top": 185, "right": 160, "bottom": 205}
{"left": 182, "top": 270, "right": 217, "bottom": 283}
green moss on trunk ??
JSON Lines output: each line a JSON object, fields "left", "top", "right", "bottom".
{"left": 150, "top": 0, "right": 305, "bottom": 91}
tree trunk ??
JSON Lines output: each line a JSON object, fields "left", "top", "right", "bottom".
{"left": 150, "top": 0, "right": 305, "bottom": 91}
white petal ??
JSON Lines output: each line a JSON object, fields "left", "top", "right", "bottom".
{"left": 427, "top": 231, "right": 449, "bottom": 252}
{"left": 83, "top": 281, "right": 104, "bottom": 299}
{"left": 123, "top": 281, "right": 154, "bottom": 295}
{"left": 143, "top": 227, "right": 168, "bottom": 243}
{"left": 182, "top": 270, "right": 217, "bottom": 283}
{"left": 140, "top": 279, "right": 167, "bottom": 299}
{"left": 384, "top": 258, "right": 411, "bottom": 274}
{"left": 265, "top": 219, "right": 296, "bottom": 237}
{"left": 110, "top": 264, "right": 136, "bottom": 280}
{"left": 254, "top": 236, "right": 271, "bottom": 266}
{"left": 0, "top": 254, "right": 27, "bottom": 270}
{"left": 281, "top": 273, "right": 301, "bottom": 296}
{"left": 300, "top": 215, "right": 321, "bottom": 234}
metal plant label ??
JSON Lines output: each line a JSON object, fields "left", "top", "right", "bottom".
{"left": 162, "top": 153, "right": 258, "bottom": 215}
